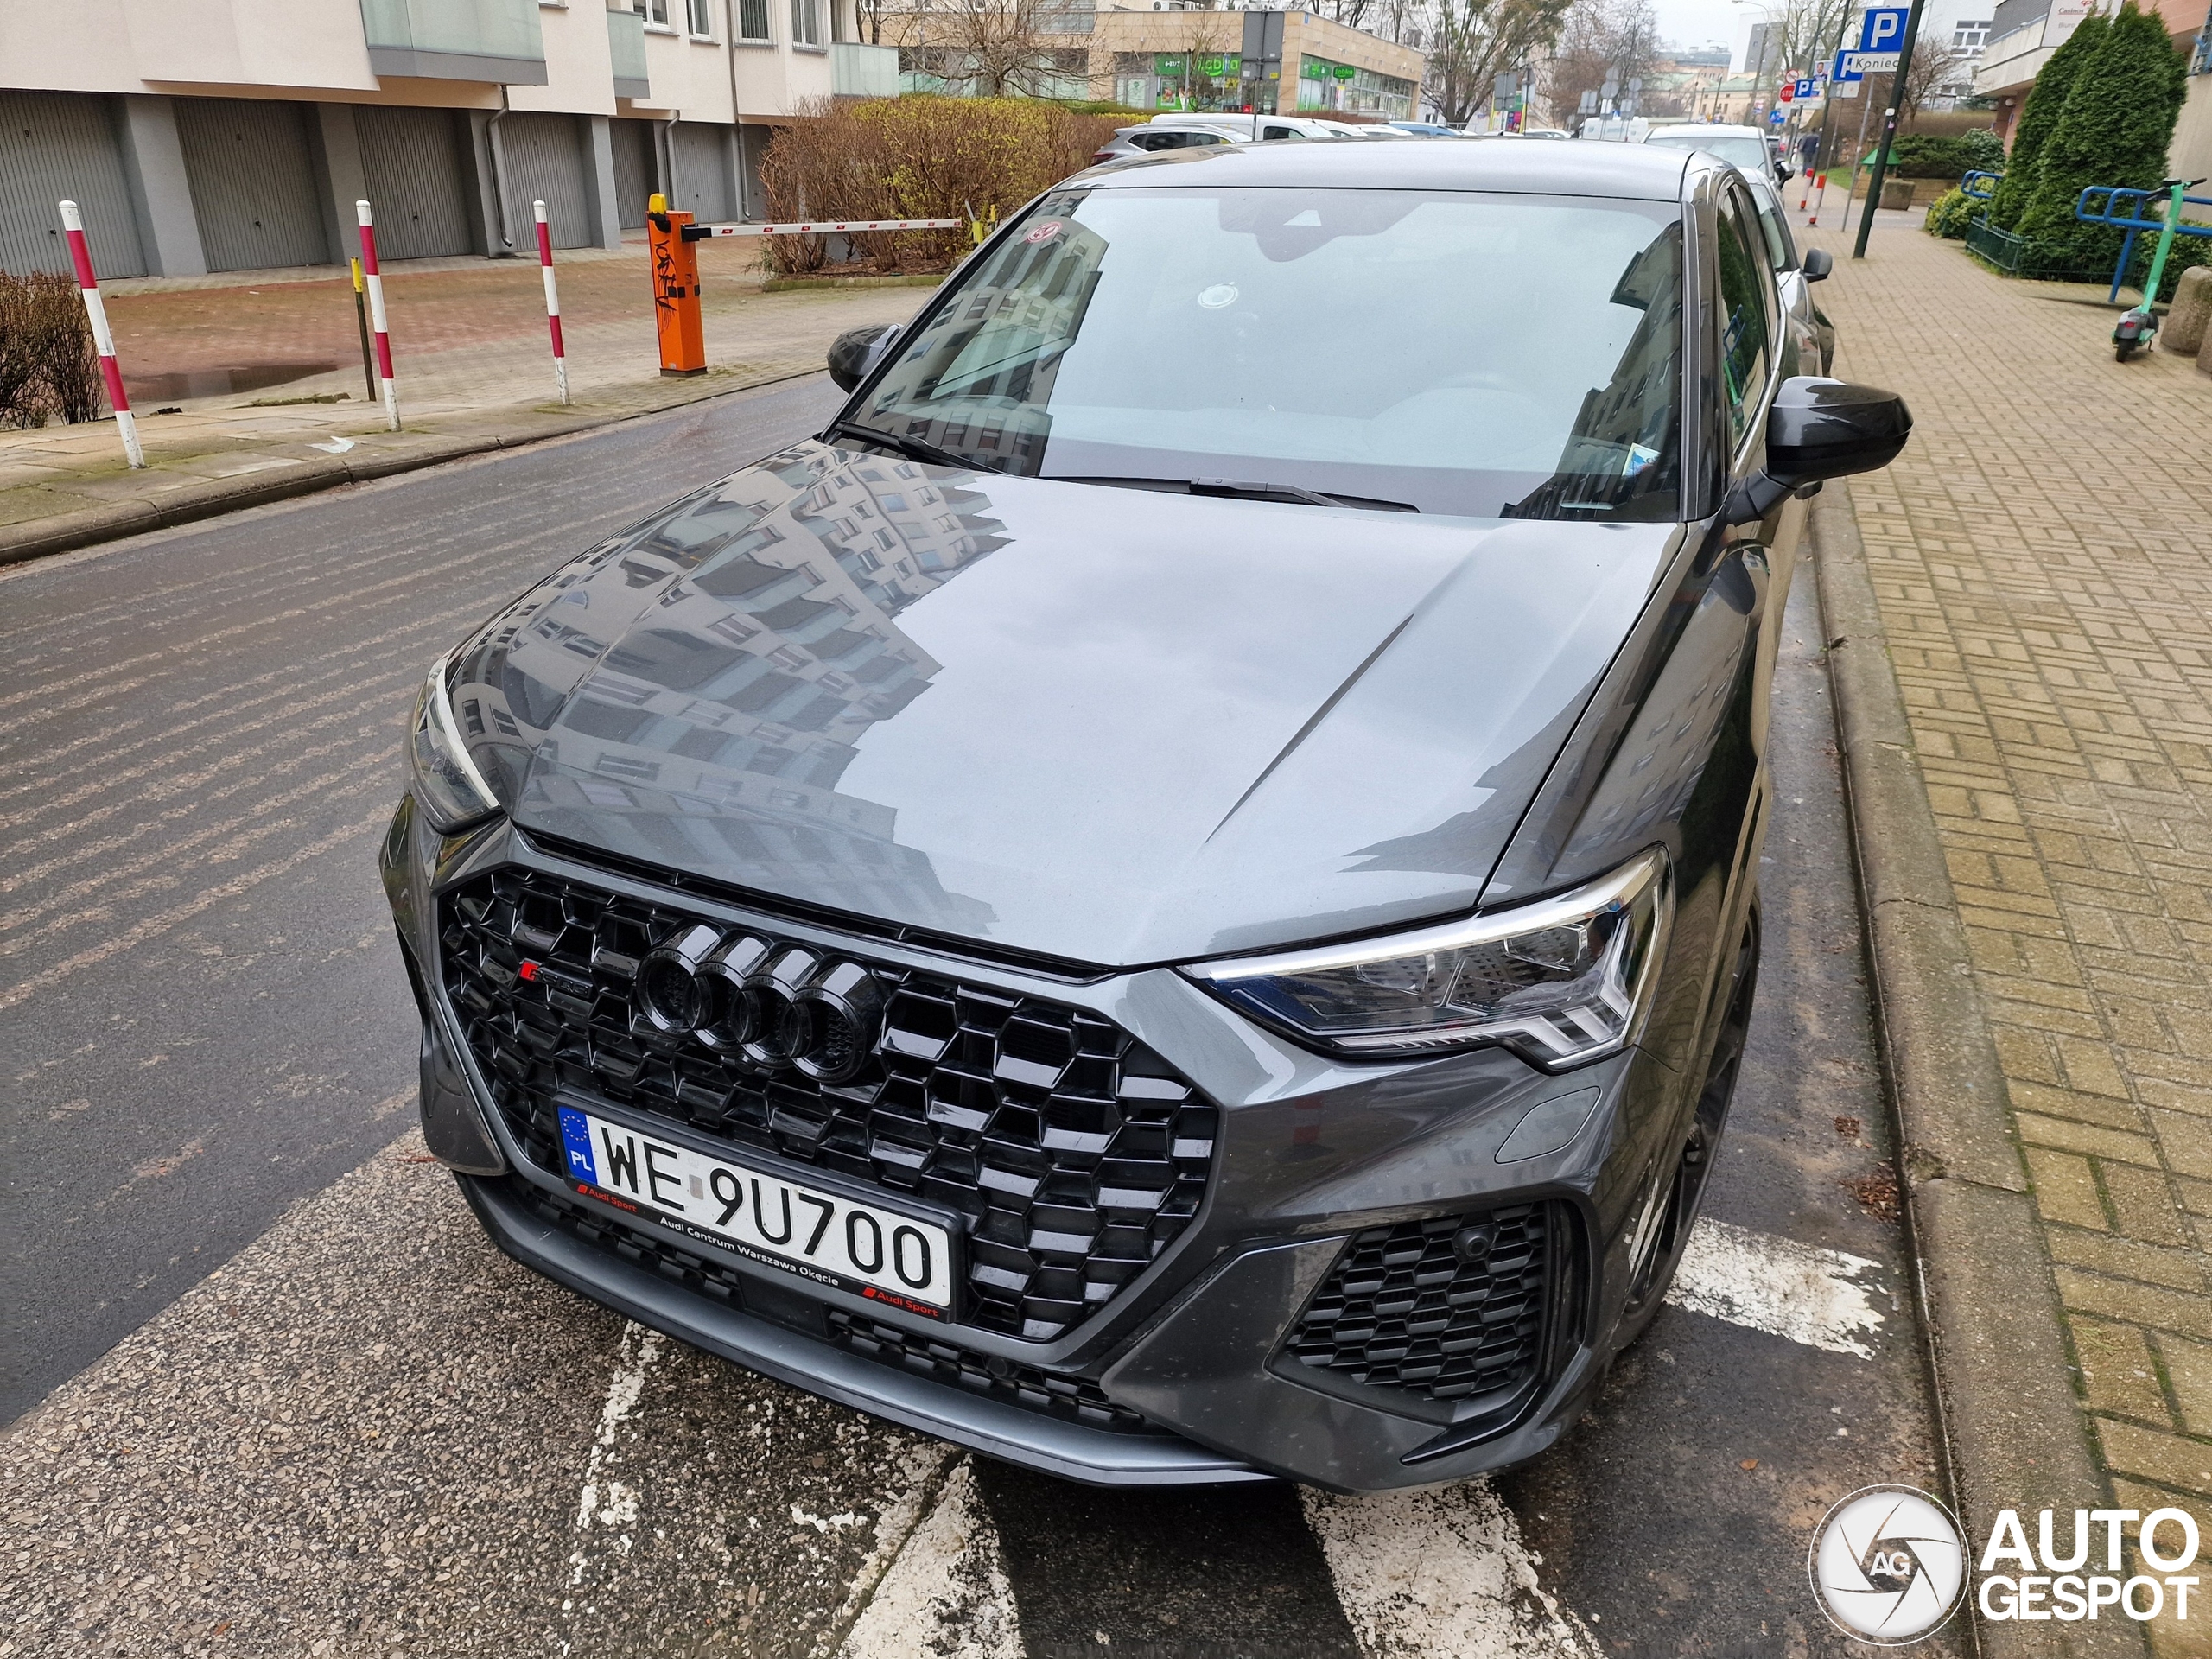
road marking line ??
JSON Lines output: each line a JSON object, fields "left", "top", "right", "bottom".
{"left": 568, "top": 1320, "right": 664, "bottom": 1588}
{"left": 811, "top": 1441, "right": 960, "bottom": 1659}
{"left": 836, "top": 1456, "right": 1022, "bottom": 1659}
{"left": 1666, "top": 1217, "right": 1886, "bottom": 1358}
{"left": 1304, "top": 1479, "right": 1601, "bottom": 1658}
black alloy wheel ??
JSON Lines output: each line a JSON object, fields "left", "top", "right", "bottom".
{"left": 1623, "top": 906, "right": 1762, "bottom": 1326}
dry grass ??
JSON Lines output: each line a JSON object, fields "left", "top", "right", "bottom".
{"left": 758, "top": 96, "right": 1122, "bottom": 274}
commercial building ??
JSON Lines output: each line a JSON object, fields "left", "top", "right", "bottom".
{"left": 0, "top": 0, "right": 902, "bottom": 278}
{"left": 887, "top": 5, "right": 1424, "bottom": 122}
{"left": 1976, "top": 0, "right": 2209, "bottom": 156}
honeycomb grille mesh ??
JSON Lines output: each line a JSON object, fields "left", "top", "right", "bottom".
{"left": 440, "top": 866, "right": 1216, "bottom": 1341}
{"left": 1287, "top": 1205, "right": 1551, "bottom": 1402}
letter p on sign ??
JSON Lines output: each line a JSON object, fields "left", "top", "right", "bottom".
{"left": 1860, "top": 8, "right": 1908, "bottom": 52}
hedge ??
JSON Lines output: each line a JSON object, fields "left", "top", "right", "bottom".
{"left": 1887, "top": 130, "right": 2005, "bottom": 180}
{"left": 757, "top": 96, "right": 1122, "bottom": 274}
{"left": 2012, "top": 2, "right": 2190, "bottom": 279}
{"left": 1986, "top": 11, "right": 2107, "bottom": 232}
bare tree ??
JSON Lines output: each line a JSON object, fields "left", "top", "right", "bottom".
{"left": 1850, "top": 37, "right": 1961, "bottom": 136}
{"left": 913, "top": 0, "right": 1088, "bottom": 98}
{"left": 1541, "top": 0, "right": 1657, "bottom": 127}
{"left": 1424, "top": 0, "right": 1573, "bottom": 124}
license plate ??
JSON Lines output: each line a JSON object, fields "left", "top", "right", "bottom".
{"left": 555, "top": 1103, "right": 956, "bottom": 1315}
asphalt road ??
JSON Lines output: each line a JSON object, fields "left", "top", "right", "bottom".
{"left": 3, "top": 377, "right": 1958, "bottom": 1657}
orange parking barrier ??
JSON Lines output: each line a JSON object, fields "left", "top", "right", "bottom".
{"left": 646, "top": 193, "right": 706, "bottom": 378}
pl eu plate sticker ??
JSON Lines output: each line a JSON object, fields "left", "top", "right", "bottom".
{"left": 558, "top": 1104, "right": 599, "bottom": 1185}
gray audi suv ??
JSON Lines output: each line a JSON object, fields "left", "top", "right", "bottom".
{"left": 381, "top": 139, "right": 1909, "bottom": 1491}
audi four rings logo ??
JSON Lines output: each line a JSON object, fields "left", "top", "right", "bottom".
{"left": 524, "top": 923, "right": 885, "bottom": 1084}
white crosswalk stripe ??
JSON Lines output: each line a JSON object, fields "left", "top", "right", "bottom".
{"left": 1666, "top": 1216, "right": 1889, "bottom": 1358}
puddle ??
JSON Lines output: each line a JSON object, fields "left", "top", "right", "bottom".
{"left": 124, "top": 363, "right": 341, "bottom": 401}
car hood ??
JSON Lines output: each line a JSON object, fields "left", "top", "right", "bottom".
{"left": 454, "top": 442, "right": 1676, "bottom": 967}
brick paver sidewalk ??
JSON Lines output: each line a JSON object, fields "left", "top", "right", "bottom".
{"left": 1800, "top": 204, "right": 2212, "bottom": 1632}
{"left": 0, "top": 244, "right": 928, "bottom": 539}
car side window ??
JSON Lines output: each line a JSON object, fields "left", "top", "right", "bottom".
{"left": 1713, "top": 191, "right": 1775, "bottom": 451}
{"left": 1262, "top": 125, "right": 1304, "bottom": 141}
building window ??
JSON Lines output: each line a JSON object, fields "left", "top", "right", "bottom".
{"left": 1952, "top": 19, "right": 1990, "bottom": 50}
{"left": 791, "top": 0, "right": 823, "bottom": 46}
{"left": 688, "top": 0, "right": 714, "bottom": 34}
{"left": 639, "top": 0, "right": 671, "bottom": 26}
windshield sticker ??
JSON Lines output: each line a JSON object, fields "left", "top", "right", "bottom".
{"left": 1197, "top": 283, "right": 1240, "bottom": 309}
{"left": 1024, "top": 220, "right": 1065, "bottom": 244}
{"left": 1624, "top": 442, "right": 1661, "bottom": 477}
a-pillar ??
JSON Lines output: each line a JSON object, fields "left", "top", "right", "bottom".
{"left": 113, "top": 95, "right": 207, "bottom": 277}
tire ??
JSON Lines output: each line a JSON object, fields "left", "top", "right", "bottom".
{"left": 1618, "top": 907, "right": 1762, "bottom": 1336}
{"left": 2116, "top": 340, "right": 2139, "bottom": 362}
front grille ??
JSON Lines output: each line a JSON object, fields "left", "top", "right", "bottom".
{"left": 1287, "top": 1205, "right": 1552, "bottom": 1404}
{"left": 441, "top": 865, "right": 1217, "bottom": 1341}
{"left": 501, "top": 1175, "right": 1148, "bottom": 1431}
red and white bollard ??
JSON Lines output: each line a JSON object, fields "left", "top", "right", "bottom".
{"left": 57, "top": 200, "right": 143, "bottom": 469}
{"left": 535, "top": 200, "right": 569, "bottom": 406}
{"left": 1808, "top": 173, "right": 1830, "bottom": 226}
{"left": 354, "top": 200, "right": 400, "bottom": 431}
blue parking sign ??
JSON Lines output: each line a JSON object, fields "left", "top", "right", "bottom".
{"left": 1859, "top": 7, "right": 1910, "bottom": 53}
{"left": 1832, "top": 48, "right": 1864, "bottom": 81}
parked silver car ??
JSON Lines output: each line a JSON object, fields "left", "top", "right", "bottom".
{"left": 1740, "top": 168, "right": 1836, "bottom": 376}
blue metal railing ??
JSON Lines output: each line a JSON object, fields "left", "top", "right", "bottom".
{"left": 1961, "top": 169, "right": 2002, "bottom": 200}
{"left": 2076, "top": 185, "right": 2212, "bottom": 302}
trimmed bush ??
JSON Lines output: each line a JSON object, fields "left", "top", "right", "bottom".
{"left": 1986, "top": 11, "right": 2107, "bottom": 231}
{"left": 758, "top": 96, "right": 1122, "bottom": 274}
{"left": 1888, "top": 130, "right": 2005, "bottom": 180}
{"left": 2012, "top": 2, "right": 2190, "bottom": 279}
{"left": 1923, "top": 188, "right": 1979, "bottom": 238}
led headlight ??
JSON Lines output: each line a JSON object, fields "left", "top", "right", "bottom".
{"left": 1185, "top": 849, "right": 1672, "bottom": 1070}
{"left": 407, "top": 652, "right": 501, "bottom": 832}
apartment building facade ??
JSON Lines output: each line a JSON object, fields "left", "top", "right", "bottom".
{"left": 0, "top": 0, "right": 900, "bottom": 278}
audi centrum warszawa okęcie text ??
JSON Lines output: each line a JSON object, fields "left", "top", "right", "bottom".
{"left": 381, "top": 141, "right": 1910, "bottom": 1491}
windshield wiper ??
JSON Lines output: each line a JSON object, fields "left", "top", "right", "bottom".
{"left": 1058, "top": 475, "right": 1418, "bottom": 513}
{"left": 824, "top": 418, "right": 1001, "bottom": 474}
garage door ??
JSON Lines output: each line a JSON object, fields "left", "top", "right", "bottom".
{"left": 671, "top": 124, "right": 734, "bottom": 225}
{"left": 610, "top": 118, "right": 656, "bottom": 229}
{"left": 499, "top": 113, "right": 590, "bottom": 250}
{"left": 175, "top": 99, "right": 327, "bottom": 272}
{"left": 355, "top": 105, "right": 474, "bottom": 261}
{"left": 0, "top": 91, "right": 145, "bottom": 277}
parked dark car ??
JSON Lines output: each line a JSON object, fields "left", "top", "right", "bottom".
{"left": 383, "top": 139, "right": 1909, "bottom": 1491}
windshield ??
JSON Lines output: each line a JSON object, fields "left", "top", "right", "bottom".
{"left": 1644, "top": 132, "right": 1770, "bottom": 174}
{"left": 850, "top": 186, "right": 1685, "bottom": 520}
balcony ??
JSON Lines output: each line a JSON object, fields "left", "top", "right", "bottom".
{"left": 832, "top": 42, "right": 900, "bottom": 96}
{"left": 608, "top": 4, "right": 651, "bottom": 99}
{"left": 359, "top": 0, "right": 549, "bottom": 83}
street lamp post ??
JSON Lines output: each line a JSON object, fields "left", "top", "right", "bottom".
{"left": 1852, "top": 0, "right": 1929, "bottom": 257}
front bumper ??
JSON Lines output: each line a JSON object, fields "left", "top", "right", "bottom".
{"left": 385, "top": 798, "right": 1695, "bottom": 1491}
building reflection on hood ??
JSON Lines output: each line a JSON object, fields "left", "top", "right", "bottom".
{"left": 451, "top": 443, "right": 1011, "bottom": 937}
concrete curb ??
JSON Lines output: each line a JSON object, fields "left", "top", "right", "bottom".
{"left": 0, "top": 365, "right": 829, "bottom": 570}
{"left": 761, "top": 273, "right": 944, "bottom": 294}
{"left": 1813, "top": 484, "right": 2139, "bottom": 1656}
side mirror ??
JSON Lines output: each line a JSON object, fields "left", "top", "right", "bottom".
{"left": 1725, "top": 377, "right": 1912, "bottom": 524}
{"left": 828, "top": 323, "right": 897, "bottom": 392}
{"left": 1801, "top": 247, "right": 1834, "bottom": 282}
